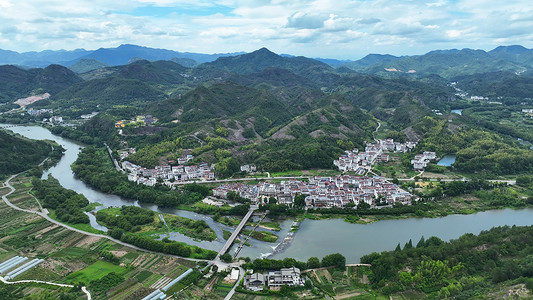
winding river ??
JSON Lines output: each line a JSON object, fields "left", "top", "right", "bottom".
{"left": 3, "top": 124, "right": 533, "bottom": 263}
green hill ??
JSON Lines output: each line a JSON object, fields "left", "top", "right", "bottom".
{"left": 0, "top": 129, "right": 57, "bottom": 178}
{"left": 50, "top": 77, "right": 165, "bottom": 109}
{"left": 0, "top": 64, "right": 82, "bottom": 104}
{"left": 343, "top": 46, "right": 533, "bottom": 79}
{"left": 68, "top": 58, "right": 109, "bottom": 74}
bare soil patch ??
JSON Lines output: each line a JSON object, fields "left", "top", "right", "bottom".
{"left": 14, "top": 93, "right": 50, "bottom": 108}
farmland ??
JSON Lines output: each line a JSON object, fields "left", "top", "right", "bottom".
{"left": 0, "top": 175, "right": 207, "bottom": 300}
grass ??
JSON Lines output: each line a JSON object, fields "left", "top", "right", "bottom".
{"left": 270, "top": 170, "right": 303, "bottom": 177}
{"left": 65, "top": 261, "right": 126, "bottom": 285}
{"left": 217, "top": 216, "right": 241, "bottom": 226}
{"left": 223, "top": 229, "right": 232, "bottom": 240}
{"left": 242, "top": 229, "right": 278, "bottom": 243}
{"left": 134, "top": 270, "right": 153, "bottom": 283}
{"left": 84, "top": 202, "right": 102, "bottom": 212}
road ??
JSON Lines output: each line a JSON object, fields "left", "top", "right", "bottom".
{"left": 172, "top": 176, "right": 307, "bottom": 185}
{"left": 223, "top": 266, "right": 244, "bottom": 300}
{"left": 0, "top": 275, "right": 92, "bottom": 299}
{"left": 104, "top": 142, "right": 123, "bottom": 172}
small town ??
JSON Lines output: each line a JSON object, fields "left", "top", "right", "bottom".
{"left": 333, "top": 138, "right": 417, "bottom": 173}
{"left": 213, "top": 175, "right": 413, "bottom": 208}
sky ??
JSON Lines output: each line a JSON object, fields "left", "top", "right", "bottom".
{"left": 0, "top": 0, "right": 532, "bottom": 60}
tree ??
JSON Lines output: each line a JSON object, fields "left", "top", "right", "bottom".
{"left": 220, "top": 253, "right": 233, "bottom": 263}
{"left": 294, "top": 194, "right": 306, "bottom": 208}
{"left": 321, "top": 253, "right": 346, "bottom": 269}
{"left": 307, "top": 257, "right": 320, "bottom": 269}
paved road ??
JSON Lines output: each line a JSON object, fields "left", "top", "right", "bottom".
{"left": 172, "top": 176, "right": 308, "bottom": 185}
{"left": 1, "top": 173, "right": 207, "bottom": 263}
{"left": 0, "top": 275, "right": 92, "bottom": 299}
{"left": 104, "top": 142, "right": 123, "bottom": 172}
{"left": 224, "top": 266, "right": 244, "bottom": 300}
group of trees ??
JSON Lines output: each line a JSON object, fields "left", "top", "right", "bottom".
{"left": 32, "top": 176, "right": 90, "bottom": 224}
{"left": 96, "top": 206, "right": 155, "bottom": 232}
{"left": 360, "top": 225, "right": 533, "bottom": 297}
{"left": 243, "top": 253, "right": 346, "bottom": 271}
{"left": 0, "top": 130, "right": 61, "bottom": 179}
{"left": 119, "top": 233, "right": 216, "bottom": 259}
{"left": 72, "top": 146, "right": 206, "bottom": 208}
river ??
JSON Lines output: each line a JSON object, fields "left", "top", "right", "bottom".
{"left": 3, "top": 124, "right": 533, "bottom": 263}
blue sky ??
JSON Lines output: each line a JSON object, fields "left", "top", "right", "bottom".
{"left": 0, "top": 0, "right": 532, "bottom": 59}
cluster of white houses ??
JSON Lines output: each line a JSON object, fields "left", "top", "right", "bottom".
{"left": 213, "top": 175, "right": 413, "bottom": 208}
{"left": 410, "top": 151, "right": 437, "bottom": 170}
{"left": 334, "top": 139, "right": 416, "bottom": 173}
{"left": 244, "top": 267, "right": 304, "bottom": 291}
{"left": 123, "top": 160, "right": 215, "bottom": 186}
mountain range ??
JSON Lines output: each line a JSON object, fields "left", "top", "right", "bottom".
{"left": 2, "top": 44, "right": 533, "bottom": 80}
{"left": 0, "top": 44, "right": 244, "bottom": 68}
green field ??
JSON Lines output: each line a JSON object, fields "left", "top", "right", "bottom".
{"left": 65, "top": 261, "right": 126, "bottom": 284}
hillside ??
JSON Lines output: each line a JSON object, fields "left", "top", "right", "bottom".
{"left": 48, "top": 77, "right": 166, "bottom": 110}
{"left": 72, "top": 44, "right": 243, "bottom": 66}
{"left": 194, "top": 48, "right": 334, "bottom": 82}
{"left": 342, "top": 46, "right": 533, "bottom": 78}
{"left": 0, "top": 64, "right": 82, "bottom": 104}
{"left": 68, "top": 58, "right": 109, "bottom": 73}
{"left": 0, "top": 129, "right": 58, "bottom": 178}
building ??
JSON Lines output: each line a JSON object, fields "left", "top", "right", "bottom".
{"left": 267, "top": 267, "right": 304, "bottom": 287}
{"left": 244, "top": 273, "right": 265, "bottom": 291}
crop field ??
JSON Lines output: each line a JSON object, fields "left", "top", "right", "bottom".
{"left": 65, "top": 261, "right": 127, "bottom": 284}
{"left": 0, "top": 175, "right": 205, "bottom": 300}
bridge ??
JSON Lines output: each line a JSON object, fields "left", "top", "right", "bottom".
{"left": 215, "top": 206, "right": 257, "bottom": 261}
{"left": 0, "top": 125, "right": 20, "bottom": 129}
{"left": 233, "top": 212, "right": 267, "bottom": 259}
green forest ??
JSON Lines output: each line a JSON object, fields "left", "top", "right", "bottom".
{"left": 361, "top": 225, "right": 533, "bottom": 298}
{"left": 0, "top": 129, "right": 61, "bottom": 179}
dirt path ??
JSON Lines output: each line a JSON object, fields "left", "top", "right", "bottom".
{"left": 0, "top": 275, "right": 92, "bottom": 299}
{"left": 1, "top": 173, "right": 207, "bottom": 263}
{"left": 336, "top": 292, "right": 363, "bottom": 300}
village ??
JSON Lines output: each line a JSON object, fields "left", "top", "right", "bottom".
{"left": 213, "top": 175, "right": 413, "bottom": 208}
{"left": 120, "top": 138, "right": 433, "bottom": 208}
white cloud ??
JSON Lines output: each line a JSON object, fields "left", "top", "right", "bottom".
{"left": 0, "top": 0, "right": 531, "bottom": 59}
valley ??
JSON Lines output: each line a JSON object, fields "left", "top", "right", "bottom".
{"left": 0, "top": 44, "right": 533, "bottom": 299}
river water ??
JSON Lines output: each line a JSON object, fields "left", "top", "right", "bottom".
{"left": 3, "top": 124, "right": 533, "bottom": 262}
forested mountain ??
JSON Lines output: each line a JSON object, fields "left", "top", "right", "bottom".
{"left": 68, "top": 58, "right": 109, "bottom": 74}
{"left": 0, "top": 64, "right": 82, "bottom": 103}
{"left": 73, "top": 44, "right": 244, "bottom": 66}
{"left": 1, "top": 45, "right": 532, "bottom": 175}
{"left": 342, "top": 45, "right": 533, "bottom": 78}
{"left": 0, "top": 44, "right": 243, "bottom": 68}
{"left": 0, "top": 48, "right": 91, "bottom": 68}
{"left": 453, "top": 71, "right": 533, "bottom": 99}
{"left": 0, "top": 129, "right": 59, "bottom": 179}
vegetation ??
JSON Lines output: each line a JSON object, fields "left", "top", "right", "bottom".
{"left": 361, "top": 225, "right": 533, "bottom": 298}
{"left": 71, "top": 146, "right": 206, "bottom": 207}
{"left": 96, "top": 206, "right": 217, "bottom": 259}
{"left": 32, "top": 176, "right": 90, "bottom": 224}
{"left": 242, "top": 229, "right": 278, "bottom": 242}
{"left": 0, "top": 129, "right": 61, "bottom": 179}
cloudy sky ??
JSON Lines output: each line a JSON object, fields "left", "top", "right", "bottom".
{"left": 1, "top": 0, "right": 532, "bottom": 59}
